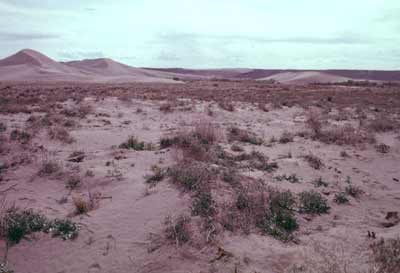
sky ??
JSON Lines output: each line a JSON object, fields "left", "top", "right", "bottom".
{"left": 0, "top": 0, "right": 399, "bottom": 69}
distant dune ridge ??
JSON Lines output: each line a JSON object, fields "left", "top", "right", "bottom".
{"left": 0, "top": 49, "right": 399, "bottom": 83}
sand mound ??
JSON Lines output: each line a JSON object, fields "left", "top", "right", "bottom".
{"left": 258, "top": 71, "right": 351, "bottom": 84}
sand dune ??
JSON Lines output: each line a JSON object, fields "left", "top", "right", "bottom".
{"left": 0, "top": 49, "right": 399, "bottom": 83}
{"left": 258, "top": 71, "right": 352, "bottom": 84}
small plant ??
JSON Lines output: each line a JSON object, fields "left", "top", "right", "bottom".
{"left": 218, "top": 101, "right": 235, "bottom": 112}
{"left": 376, "top": 143, "right": 390, "bottom": 154}
{"left": 45, "top": 219, "right": 78, "bottom": 240}
{"left": 298, "top": 190, "right": 330, "bottom": 214}
{"left": 312, "top": 177, "right": 329, "bottom": 188}
{"left": 257, "top": 190, "right": 297, "bottom": 241}
{"left": 38, "top": 160, "right": 62, "bottom": 177}
{"left": 168, "top": 161, "right": 210, "bottom": 192}
{"left": 9, "top": 129, "right": 31, "bottom": 144}
{"left": 231, "top": 144, "right": 244, "bottom": 152}
{"left": 279, "top": 131, "right": 294, "bottom": 144}
{"left": 304, "top": 153, "right": 324, "bottom": 170}
{"left": 144, "top": 165, "right": 166, "bottom": 187}
{"left": 334, "top": 192, "right": 349, "bottom": 204}
{"left": 159, "top": 102, "right": 174, "bottom": 113}
{"left": 191, "top": 191, "right": 215, "bottom": 217}
{"left": 119, "top": 136, "right": 152, "bottom": 150}
{"left": 275, "top": 174, "right": 300, "bottom": 183}
{"left": 228, "top": 127, "right": 263, "bottom": 145}
{"left": 48, "top": 126, "right": 75, "bottom": 144}
{"left": 369, "top": 116, "right": 396, "bottom": 132}
{"left": 0, "top": 123, "right": 6, "bottom": 133}
{"left": 72, "top": 192, "right": 101, "bottom": 215}
{"left": 345, "top": 184, "right": 363, "bottom": 198}
{"left": 65, "top": 175, "right": 81, "bottom": 190}
{"left": 165, "top": 215, "right": 191, "bottom": 246}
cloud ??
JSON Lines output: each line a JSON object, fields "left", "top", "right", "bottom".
{"left": 0, "top": 32, "right": 60, "bottom": 41}
{"left": 157, "top": 32, "right": 369, "bottom": 45}
{"left": 58, "top": 51, "right": 105, "bottom": 60}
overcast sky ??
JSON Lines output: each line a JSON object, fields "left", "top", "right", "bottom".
{"left": 0, "top": 0, "right": 399, "bottom": 69}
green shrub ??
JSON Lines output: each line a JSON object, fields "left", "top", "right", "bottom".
{"left": 191, "top": 191, "right": 215, "bottom": 217}
{"left": 165, "top": 215, "right": 191, "bottom": 246}
{"left": 168, "top": 161, "right": 210, "bottom": 192}
{"left": 334, "top": 192, "right": 349, "bottom": 204}
{"left": 299, "top": 191, "right": 330, "bottom": 214}
{"left": 45, "top": 219, "right": 78, "bottom": 240}
{"left": 119, "top": 136, "right": 151, "bottom": 150}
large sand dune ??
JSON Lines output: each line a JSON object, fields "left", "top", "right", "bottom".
{"left": 0, "top": 49, "right": 399, "bottom": 83}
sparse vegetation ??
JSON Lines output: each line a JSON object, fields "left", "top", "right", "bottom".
{"left": 165, "top": 215, "right": 191, "bottom": 246}
{"left": 228, "top": 126, "right": 263, "bottom": 145}
{"left": 304, "top": 153, "right": 324, "bottom": 170}
{"left": 38, "top": 159, "right": 62, "bottom": 177}
{"left": 376, "top": 143, "right": 390, "bottom": 154}
{"left": 119, "top": 136, "right": 153, "bottom": 150}
{"left": 48, "top": 126, "right": 75, "bottom": 144}
{"left": 370, "top": 238, "right": 400, "bottom": 273}
{"left": 10, "top": 129, "right": 31, "bottom": 144}
{"left": 334, "top": 192, "right": 349, "bottom": 204}
{"left": 66, "top": 175, "right": 81, "bottom": 190}
{"left": 144, "top": 165, "right": 167, "bottom": 187}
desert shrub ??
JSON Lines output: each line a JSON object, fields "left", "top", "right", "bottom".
{"left": 321, "top": 124, "right": 376, "bottom": 146}
{"left": 298, "top": 191, "right": 330, "bottom": 214}
{"left": 165, "top": 215, "right": 191, "bottom": 246}
{"left": 306, "top": 110, "right": 323, "bottom": 137}
{"left": 236, "top": 192, "right": 250, "bottom": 210}
{"left": 45, "top": 218, "right": 78, "bottom": 240}
{"left": 48, "top": 126, "right": 75, "bottom": 144}
{"left": 168, "top": 161, "right": 211, "bottom": 192}
{"left": 257, "top": 190, "right": 297, "bottom": 241}
{"left": 191, "top": 191, "right": 215, "bottom": 217}
{"left": 370, "top": 238, "right": 400, "bottom": 273}
{"left": 144, "top": 165, "right": 167, "bottom": 187}
{"left": 275, "top": 174, "right": 300, "bottom": 184}
{"left": 345, "top": 184, "right": 363, "bottom": 198}
{"left": 304, "top": 153, "right": 324, "bottom": 170}
{"left": 9, "top": 129, "right": 31, "bottom": 144}
{"left": 193, "top": 121, "right": 222, "bottom": 145}
{"left": 279, "top": 131, "right": 294, "bottom": 144}
{"left": 119, "top": 136, "right": 152, "bottom": 150}
{"left": 73, "top": 197, "right": 90, "bottom": 214}
{"left": 228, "top": 127, "right": 263, "bottom": 145}
{"left": 334, "top": 192, "right": 349, "bottom": 204}
{"left": 312, "top": 177, "right": 329, "bottom": 187}
{"left": 0, "top": 122, "right": 6, "bottom": 133}
{"left": 0, "top": 208, "right": 47, "bottom": 244}
{"left": 376, "top": 143, "right": 390, "bottom": 154}
{"left": 245, "top": 151, "right": 278, "bottom": 172}
{"left": 159, "top": 102, "right": 174, "bottom": 113}
{"left": 61, "top": 104, "right": 92, "bottom": 118}
{"left": 38, "top": 160, "right": 62, "bottom": 177}
{"left": 231, "top": 144, "right": 244, "bottom": 152}
{"left": 160, "top": 136, "right": 179, "bottom": 149}
{"left": 65, "top": 175, "right": 81, "bottom": 190}
{"left": 218, "top": 101, "right": 235, "bottom": 112}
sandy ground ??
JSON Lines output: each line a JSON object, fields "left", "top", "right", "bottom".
{"left": 0, "top": 82, "right": 399, "bottom": 273}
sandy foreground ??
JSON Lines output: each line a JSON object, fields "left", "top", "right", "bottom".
{"left": 0, "top": 81, "right": 399, "bottom": 273}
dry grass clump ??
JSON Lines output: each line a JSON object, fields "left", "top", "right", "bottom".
{"left": 119, "top": 136, "right": 153, "bottom": 151}
{"left": 9, "top": 129, "right": 31, "bottom": 145}
{"left": 38, "top": 159, "right": 62, "bottom": 177}
{"left": 72, "top": 192, "right": 101, "bottom": 215}
{"left": 160, "top": 121, "right": 222, "bottom": 161}
{"left": 168, "top": 160, "right": 211, "bottom": 192}
{"left": 165, "top": 215, "right": 191, "bottom": 246}
{"left": 65, "top": 175, "right": 81, "bottom": 190}
{"left": 305, "top": 110, "right": 376, "bottom": 146}
{"left": 218, "top": 100, "right": 235, "bottom": 112}
{"left": 144, "top": 165, "right": 167, "bottom": 187}
{"left": 159, "top": 102, "right": 174, "bottom": 113}
{"left": 303, "top": 153, "right": 324, "bottom": 170}
{"left": 48, "top": 126, "right": 75, "bottom": 144}
{"left": 370, "top": 238, "right": 400, "bottom": 273}
{"left": 375, "top": 143, "right": 390, "bottom": 154}
{"left": 228, "top": 126, "right": 263, "bottom": 145}
{"left": 60, "top": 104, "right": 93, "bottom": 119}
{"left": 279, "top": 131, "right": 294, "bottom": 144}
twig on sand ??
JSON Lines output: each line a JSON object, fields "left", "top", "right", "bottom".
{"left": 0, "top": 184, "right": 17, "bottom": 194}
